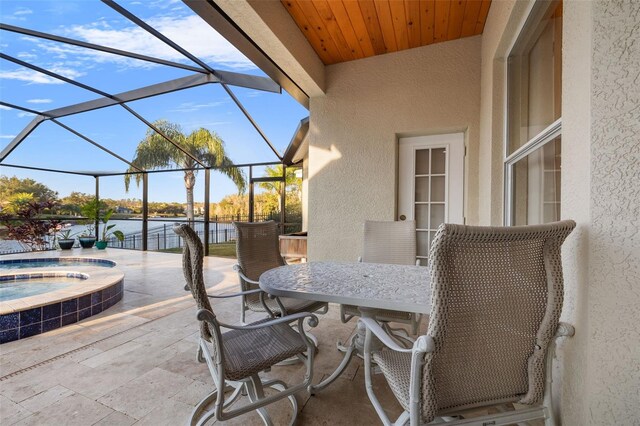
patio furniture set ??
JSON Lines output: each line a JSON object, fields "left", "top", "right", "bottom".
{"left": 173, "top": 218, "right": 575, "bottom": 426}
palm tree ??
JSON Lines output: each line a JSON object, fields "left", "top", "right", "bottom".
{"left": 125, "top": 120, "right": 246, "bottom": 221}
{"left": 258, "top": 165, "right": 301, "bottom": 194}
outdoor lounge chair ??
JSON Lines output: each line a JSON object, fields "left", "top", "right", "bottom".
{"left": 173, "top": 223, "right": 318, "bottom": 426}
{"left": 340, "top": 220, "right": 422, "bottom": 335}
{"left": 362, "top": 220, "right": 576, "bottom": 425}
{"left": 233, "top": 220, "right": 328, "bottom": 324}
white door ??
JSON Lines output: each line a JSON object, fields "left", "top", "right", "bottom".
{"left": 398, "top": 133, "right": 465, "bottom": 266}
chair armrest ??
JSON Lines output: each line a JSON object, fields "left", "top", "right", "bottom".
{"left": 233, "top": 264, "right": 287, "bottom": 316}
{"left": 207, "top": 288, "right": 263, "bottom": 299}
{"left": 233, "top": 265, "right": 261, "bottom": 286}
{"left": 555, "top": 322, "right": 575, "bottom": 338}
{"left": 216, "top": 311, "right": 319, "bottom": 331}
{"left": 361, "top": 317, "right": 435, "bottom": 354}
{"left": 360, "top": 317, "right": 414, "bottom": 353}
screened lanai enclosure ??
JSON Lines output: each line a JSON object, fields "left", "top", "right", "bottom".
{"left": 0, "top": 0, "right": 309, "bottom": 255}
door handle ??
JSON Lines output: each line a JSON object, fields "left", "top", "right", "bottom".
{"left": 399, "top": 215, "right": 406, "bottom": 221}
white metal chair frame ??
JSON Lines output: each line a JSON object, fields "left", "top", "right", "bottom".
{"left": 174, "top": 223, "right": 318, "bottom": 426}
{"left": 193, "top": 308, "right": 317, "bottom": 426}
{"left": 363, "top": 319, "right": 575, "bottom": 426}
{"left": 233, "top": 221, "right": 328, "bottom": 325}
{"left": 362, "top": 220, "right": 576, "bottom": 426}
{"left": 340, "top": 220, "right": 422, "bottom": 336}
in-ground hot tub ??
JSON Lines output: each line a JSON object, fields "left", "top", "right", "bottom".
{"left": 0, "top": 257, "right": 124, "bottom": 344}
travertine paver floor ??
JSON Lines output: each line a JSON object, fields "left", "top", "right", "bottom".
{"left": 0, "top": 249, "right": 406, "bottom": 425}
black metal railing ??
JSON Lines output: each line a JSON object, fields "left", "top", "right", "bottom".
{"left": 1, "top": 214, "right": 302, "bottom": 255}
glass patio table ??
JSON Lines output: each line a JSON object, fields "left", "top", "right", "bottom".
{"left": 259, "top": 261, "right": 430, "bottom": 393}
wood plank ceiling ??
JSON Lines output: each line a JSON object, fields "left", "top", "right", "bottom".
{"left": 282, "top": 0, "right": 491, "bottom": 65}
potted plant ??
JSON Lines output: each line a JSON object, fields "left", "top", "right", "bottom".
{"left": 78, "top": 199, "right": 101, "bottom": 248}
{"left": 95, "top": 209, "right": 124, "bottom": 250}
{"left": 55, "top": 223, "right": 76, "bottom": 250}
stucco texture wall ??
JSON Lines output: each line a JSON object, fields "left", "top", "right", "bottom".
{"left": 587, "top": 0, "right": 640, "bottom": 421}
{"left": 477, "top": 0, "right": 516, "bottom": 226}
{"left": 559, "top": 1, "right": 592, "bottom": 424}
{"left": 478, "top": 1, "right": 640, "bottom": 423}
{"left": 307, "top": 36, "right": 481, "bottom": 261}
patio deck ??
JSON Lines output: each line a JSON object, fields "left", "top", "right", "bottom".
{"left": 0, "top": 249, "right": 407, "bottom": 425}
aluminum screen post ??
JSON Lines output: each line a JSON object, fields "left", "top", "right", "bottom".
{"left": 94, "top": 176, "right": 100, "bottom": 240}
{"left": 142, "top": 173, "right": 148, "bottom": 251}
{"left": 280, "top": 164, "right": 286, "bottom": 232}
{"left": 248, "top": 165, "right": 254, "bottom": 222}
{"left": 204, "top": 168, "right": 210, "bottom": 256}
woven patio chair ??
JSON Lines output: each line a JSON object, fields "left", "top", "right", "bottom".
{"left": 173, "top": 223, "right": 317, "bottom": 426}
{"left": 362, "top": 220, "right": 576, "bottom": 426}
{"left": 233, "top": 221, "right": 328, "bottom": 324}
{"left": 340, "top": 220, "right": 422, "bottom": 335}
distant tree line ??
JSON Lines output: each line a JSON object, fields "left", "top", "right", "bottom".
{"left": 1, "top": 172, "right": 302, "bottom": 222}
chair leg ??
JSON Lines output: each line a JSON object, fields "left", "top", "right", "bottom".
{"left": 263, "top": 379, "right": 299, "bottom": 426}
{"left": 222, "top": 385, "right": 244, "bottom": 408}
{"left": 196, "top": 345, "right": 205, "bottom": 363}
{"left": 191, "top": 390, "right": 220, "bottom": 426}
{"left": 246, "top": 376, "right": 275, "bottom": 426}
{"left": 312, "top": 333, "right": 358, "bottom": 395}
{"left": 393, "top": 411, "right": 410, "bottom": 426}
{"left": 191, "top": 384, "right": 240, "bottom": 426}
{"left": 411, "top": 314, "right": 420, "bottom": 336}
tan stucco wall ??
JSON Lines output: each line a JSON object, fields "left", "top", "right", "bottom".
{"left": 587, "top": 0, "right": 640, "bottom": 420}
{"left": 301, "top": 152, "right": 309, "bottom": 231}
{"left": 559, "top": 1, "right": 592, "bottom": 423}
{"left": 307, "top": 36, "right": 481, "bottom": 261}
{"left": 480, "top": 0, "right": 640, "bottom": 423}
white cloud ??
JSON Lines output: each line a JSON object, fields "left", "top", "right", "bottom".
{"left": 1, "top": 12, "right": 255, "bottom": 88}
{"left": 47, "top": 65, "right": 85, "bottom": 80}
{"left": 6, "top": 8, "right": 33, "bottom": 21}
{"left": 63, "top": 15, "right": 256, "bottom": 70}
{"left": 0, "top": 69, "right": 64, "bottom": 84}
{"left": 169, "top": 100, "right": 228, "bottom": 113}
{"left": 0, "top": 135, "right": 17, "bottom": 139}
{"left": 27, "top": 99, "right": 53, "bottom": 104}
{"left": 244, "top": 91, "right": 263, "bottom": 98}
{"left": 17, "top": 112, "right": 36, "bottom": 118}
{"left": 17, "top": 52, "right": 37, "bottom": 60}
{"left": 14, "top": 9, "right": 33, "bottom": 16}
{"left": 0, "top": 105, "right": 11, "bottom": 110}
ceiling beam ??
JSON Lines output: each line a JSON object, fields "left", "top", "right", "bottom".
{"left": 0, "top": 102, "right": 139, "bottom": 170}
{"left": 185, "top": 0, "right": 316, "bottom": 107}
{"left": 0, "top": 115, "right": 45, "bottom": 162}
{"left": 0, "top": 163, "right": 100, "bottom": 177}
{"left": 282, "top": 116, "right": 309, "bottom": 165}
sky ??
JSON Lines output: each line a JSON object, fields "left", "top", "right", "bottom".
{"left": 0, "top": 0, "right": 308, "bottom": 203}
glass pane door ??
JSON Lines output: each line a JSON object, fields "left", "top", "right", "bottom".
{"left": 414, "top": 147, "right": 447, "bottom": 265}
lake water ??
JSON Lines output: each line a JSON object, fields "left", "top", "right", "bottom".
{"left": 0, "top": 218, "right": 235, "bottom": 253}
{"left": 67, "top": 219, "right": 193, "bottom": 236}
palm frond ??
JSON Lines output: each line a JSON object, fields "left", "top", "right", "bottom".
{"left": 124, "top": 120, "right": 246, "bottom": 196}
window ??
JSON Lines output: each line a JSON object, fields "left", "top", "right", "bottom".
{"left": 505, "top": 0, "right": 563, "bottom": 225}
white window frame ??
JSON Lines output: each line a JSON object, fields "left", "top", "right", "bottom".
{"left": 503, "top": 0, "right": 562, "bottom": 225}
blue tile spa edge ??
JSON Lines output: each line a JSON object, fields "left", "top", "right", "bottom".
{"left": 0, "top": 279, "right": 124, "bottom": 344}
